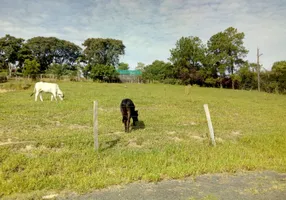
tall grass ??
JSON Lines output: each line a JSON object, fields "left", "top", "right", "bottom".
{"left": 0, "top": 81, "right": 286, "bottom": 199}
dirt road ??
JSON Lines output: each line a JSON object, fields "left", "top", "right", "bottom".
{"left": 58, "top": 171, "right": 286, "bottom": 200}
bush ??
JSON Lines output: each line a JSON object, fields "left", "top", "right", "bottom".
{"left": 0, "top": 76, "right": 8, "bottom": 83}
{"left": 263, "top": 82, "right": 279, "bottom": 94}
{"left": 90, "top": 64, "right": 119, "bottom": 82}
{"left": 162, "top": 78, "right": 183, "bottom": 85}
{"left": 0, "top": 81, "right": 31, "bottom": 90}
{"left": 0, "top": 71, "right": 7, "bottom": 76}
{"left": 204, "top": 77, "right": 217, "bottom": 87}
{"left": 23, "top": 59, "right": 40, "bottom": 80}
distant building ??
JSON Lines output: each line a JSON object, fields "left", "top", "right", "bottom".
{"left": 117, "top": 69, "right": 142, "bottom": 83}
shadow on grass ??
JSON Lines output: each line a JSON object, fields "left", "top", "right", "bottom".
{"left": 132, "top": 120, "right": 145, "bottom": 131}
{"left": 99, "top": 121, "right": 145, "bottom": 152}
{"left": 100, "top": 137, "right": 120, "bottom": 151}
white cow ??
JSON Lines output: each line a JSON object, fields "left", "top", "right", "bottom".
{"left": 31, "top": 81, "right": 64, "bottom": 101}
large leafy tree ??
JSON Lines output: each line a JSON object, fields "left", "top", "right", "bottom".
{"left": 89, "top": 64, "right": 119, "bottom": 82}
{"left": 23, "top": 37, "right": 81, "bottom": 72}
{"left": 82, "top": 38, "right": 125, "bottom": 66}
{"left": 46, "top": 63, "right": 70, "bottom": 79}
{"left": 271, "top": 61, "right": 286, "bottom": 93}
{"left": 169, "top": 36, "right": 206, "bottom": 84}
{"left": 18, "top": 44, "right": 33, "bottom": 69}
{"left": 0, "top": 34, "right": 24, "bottom": 75}
{"left": 207, "top": 27, "right": 248, "bottom": 88}
{"left": 22, "top": 59, "right": 40, "bottom": 79}
{"left": 53, "top": 40, "right": 82, "bottom": 68}
{"left": 142, "top": 60, "right": 174, "bottom": 82}
{"left": 237, "top": 62, "right": 257, "bottom": 90}
{"left": 24, "top": 37, "right": 58, "bottom": 71}
{"left": 272, "top": 61, "right": 286, "bottom": 73}
{"left": 135, "top": 62, "right": 146, "bottom": 72}
{"left": 198, "top": 52, "right": 220, "bottom": 86}
{"left": 117, "top": 62, "right": 129, "bottom": 70}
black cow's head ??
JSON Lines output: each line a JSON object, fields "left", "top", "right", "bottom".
{"left": 132, "top": 110, "right": 139, "bottom": 125}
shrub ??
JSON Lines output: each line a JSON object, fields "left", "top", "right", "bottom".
{"left": 0, "top": 76, "right": 8, "bottom": 83}
{"left": 0, "top": 81, "right": 31, "bottom": 90}
{"left": 162, "top": 78, "right": 183, "bottom": 85}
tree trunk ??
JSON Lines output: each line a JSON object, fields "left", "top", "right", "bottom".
{"left": 231, "top": 62, "right": 234, "bottom": 89}
{"left": 7, "top": 63, "right": 12, "bottom": 78}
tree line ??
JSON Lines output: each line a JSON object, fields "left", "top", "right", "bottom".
{"left": 140, "top": 27, "right": 286, "bottom": 93}
{"left": 0, "top": 26, "right": 285, "bottom": 94}
{"left": 0, "top": 35, "right": 125, "bottom": 82}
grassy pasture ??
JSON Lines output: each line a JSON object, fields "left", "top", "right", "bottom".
{"left": 0, "top": 80, "right": 286, "bottom": 199}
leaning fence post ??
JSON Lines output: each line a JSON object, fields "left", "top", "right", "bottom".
{"left": 93, "top": 101, "right": 99, "bottom": 150}
{"left": 203, "top": 104, "right": 216, "bottom": 146}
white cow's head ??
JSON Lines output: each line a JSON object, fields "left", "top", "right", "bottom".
{"left": 58, "top": 90, "right": 64, "bottom": 100}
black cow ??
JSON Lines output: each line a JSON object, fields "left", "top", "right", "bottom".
{"left": 120, "top": 98, "right": 138, "bottom": 132}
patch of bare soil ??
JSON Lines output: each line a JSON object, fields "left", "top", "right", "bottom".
{"left": 0, "top": 89, "right": 10, "bottom": 93}
{"left": 42, "top": 194, "right": 59, "bottom": 199}
{"left": 104, "top": 131, "right": 125, "bottom": 136}
{"left": 231, "top": 130, "right": 241, "bottom": 135}
{"left": 68, "top": 124, "right": 90, "bottom": 130}
{"left": 168, "top": 136, "right": 182, "bottom": 142}
{"left": 190, "top": 135, "right": 206, "bottom": 142}
{"left": 20, "top": 144, "right": 34, "bottom": 151}
{"left": 215, "top": 137, "right": 224, "bottom": 143}
{"left": 127, "top": 139, "right": 142, "bottom": 148}
{"left": 113, "top": 131, "right": 124, "bottom": 135}
{"left": 182, "top": 121, "right": 198, "bottom": 126}
{"left": 167, "top": 131, "right": 176, "bottom": 135}
{"left": 0, "top": 138, "right": 36, "bottom": 146}
{"left": 19, "top": 144, "right": 63, "bottom": 153}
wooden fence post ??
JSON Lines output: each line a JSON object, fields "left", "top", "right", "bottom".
{"left": 93, "top": 101, "right": 99, "bottom": 150}
{"left": 203, "top": 104, "right": 216, "bottom": 146}
{"left": 185, "top": 84, "right": 191, "bottom": 95}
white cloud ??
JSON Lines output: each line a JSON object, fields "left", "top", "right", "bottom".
{"left": 0, "top": 0, "right": 285, "bottom": 69}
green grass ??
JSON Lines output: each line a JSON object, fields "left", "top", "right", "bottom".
{"left": 189, "top": 195, "right": 219, "bottom": 200}
{"left": 0, "top": 79, "right": 32, "bottom": 91}
{"left": 1, "top": 81, "right": 286, "bottom": 199}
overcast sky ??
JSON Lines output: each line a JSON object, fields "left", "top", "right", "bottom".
{"left": 0, "top": 0, "right": 285, "bottom": 69}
